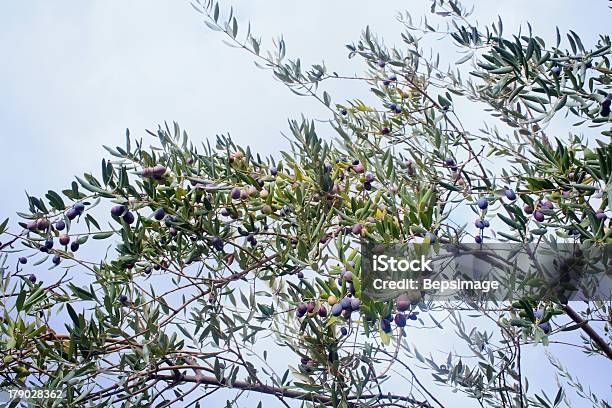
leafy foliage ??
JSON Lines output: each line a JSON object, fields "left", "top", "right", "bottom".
{"left": 1, "top": 0, "right": 611, "bottom": 407}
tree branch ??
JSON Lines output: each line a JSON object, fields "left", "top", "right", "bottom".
{"left": 151, "top": 373, "right": 434, "bottom": 407}
{"left": 563, "top": 304, "right": 612, "bottom": 360}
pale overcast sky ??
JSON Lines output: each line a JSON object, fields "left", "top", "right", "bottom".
{"left": 1, "top": 1, "right": 610, "bottom": 406}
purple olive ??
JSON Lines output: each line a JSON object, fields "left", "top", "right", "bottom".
{"left": 351, "top": 224, "right": 363, "bottom": 235}
{"left": 153, "top": 208, "right": 165, "bottom": 221}
{"left": 19, "top": 257, "right": 27, "bottom": 264}
{"left": 66, "top": 208, "right": 78, "bottom": 220}
{"left": 211, "top": 236, "right": 224, "bottom": 251}
{"left": 534, "top": 211, "right": 545, "bottom": 222}
{"left": 70, "top": 242, "right": 80, "bottom": 252}
{"left": 144, "top": 165, "right": 166, "bottom": 177}
{"left": 475, "top": 235, "right": 483, "bottom": 244}
{"left": 59, "top": 234, "right": 70, "bottom": 246}
{"left": 231, "top": 188, "right": 242, "bottom": 200}
{"left": 123, "top": 211, "right": 135, "bottom": 225}
{"left": 36, "top": 219, "right": 50, "bottom": 230}
{"left": 352, "top": 163, "right": 365, "bottom": 174}
{"left": 396, "top": 294, "right": 411, "bottom": 312}
{"left": 551, "top": 66, "right": 561, "bottom": 76}
{"left": 318, "top": 305, "right": 328, "bottom": 318}
{"left": 297, "top": 303, "right": 308, "bottom": 315}
{"left": 331, "top": 303, "right": 343, "bottom": 316}
{"left": 28, "top": 274, "right": 36, "bottom": 283}
{"left": 73, "top": 202, "right": 85, "bottom": 214}
{"left": 538, "top": 321, "right": 551, "bottom": 334}
{"left": 523, "top": 205, "right": 534, "bottom": 215}
{"left": 381, "top": 318, "right": 392, "bottom": 333}
{"left": 350, "top": 298, "right": 361, "bottom": 311}
{"left": 340, "top": 297, "right": 352, "bottom": 311}
{"left": 477, "top": 198, "right": 489, "bottom": 210}
{"left": 111, "top": 205, "right": 126, "bottom": 217}
{"left": 602, "top": 99, "right": 611, "bottom": 117}
{"left": 394, "top": 313, "right": 407, "bottom": 327}
{"left": 55, "top": 220, "right": 66, "bottom": 231}
{"left": 505, "top": 190, "right": 517, "bottom": 200}
{"left": 52, "top": 255, "right": 61, "bottom": 265}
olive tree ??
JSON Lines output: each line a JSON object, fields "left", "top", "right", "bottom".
{"left": 1, "top": 0, "right": 611, "bottom": 407}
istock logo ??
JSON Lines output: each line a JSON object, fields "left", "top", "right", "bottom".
{"left": 361, "top": 242, "right": 612, "bottom": 303}
{"left": 373, "top": 254, "right": 433, "bottom": 272}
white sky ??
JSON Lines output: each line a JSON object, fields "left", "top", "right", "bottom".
{"left": 1, "top": 1, "right": 611, "bottom": 406}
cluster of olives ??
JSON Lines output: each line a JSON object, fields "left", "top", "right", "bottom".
{"left": 24, "top": 201, "right": 88, "bottom": 271}
{"left": 111, "top": 204, "right": 135, "bottom": 225}
{"left": 534, "top": 309, "right": 552, "bottom": 334}
{"left": 523, "top": 199, "right": 554, "bottom": 222}
{"left": 380, "top": 294, "right": 419, "bottom": 333}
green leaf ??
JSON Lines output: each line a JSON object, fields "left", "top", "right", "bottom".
{"left": 0, "top": 218, "right": 8, "bottom": 234}
{"left": 68, "top": 283, "right": 94, "bottom": 301}
{"left": 490, "top": 66, "right": 514, "bottom": 74}
{"left": 75, "top": 176, "right": 114, "bottom": 197}
{"left": 66, "top": 303, "right": 81, "bottom": 329}
{"left": 15, "top": 287, "right": 26, "bottom": 312}
{"left": 510, "top": 318, "right": 532, "bottom": 328}
{"left": 93, "top": 231, "right": 114, "bottom": 240}
{"left": 45, "top": 190, "right": 65, "bottom": 211}
{"left": 498, "top": 213, "right": 522, "bottom": 230}
{"left": 572, "top": 183, "right": 598, "bottom": 192}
